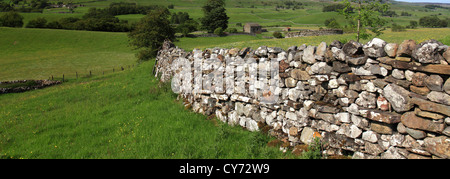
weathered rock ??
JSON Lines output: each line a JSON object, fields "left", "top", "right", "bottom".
{"left": 285, "top": 77, "right": 297, "bottom": 88}
{"left": 332, "top": 61, "right": 352, "bottom": 73}
{"left": 347, "top": 56, "right": 367, "bottom": 65}
{"left": 424, "top": 75, "right": 443, "bottom": 91}
{"left": 392, "top": 69, "right": 405, "bottom": 80}
{"left": 405, "top": 127, "right": 426, "bottom": 139}
{"left": 366, "top": 110, "right": 401, "bottom": 124}
{"left": 411, "top": 72, "right": 427, "bottom": 87}
{"left": 412, "top": 39, "right": 443, "bottom": 64}
{"left": 444, "top": 78, "right": 450, "bottom": 94}
{"left": 377, "top": 96, "right": 390, "bottom": 111}
{"left": 396, "top": 39, "right": 416, "bottom": 57}
{"left": 300, "top": 127, "right": 315, "bottom": 145}
{"left": 337, "top": 124, "right": 362, "bottom": 139}
{"left": 427, "top": 91, "right": 450, "bottom": 105}
{"left": 417, "top": 64, "right": 450, "bottom": 75}
{"left": 279, "top": 60, "right": 290, "bottom": 73}
{"left": 343, "top": 40, "right": 363, "bottom": 56}
{"left": 414, "top": 108, "right": 444, "bottom": 120}
{"left": 355, "top": 91, "right": 377, "bottom": 108}
{"left": 303, "top": 45, "right": 317, "bottom": 64}
{"left": 371, "top": 122, "right": 394, "bottom": 135}
{"left": 424, "top": 136, "right": 450, "bottom": 159}
{"left": 362, "top": 130, "right": 379, "bottom": 143}
{"left": 335, "top": 112, "right": 351, "bottom": 123}
{"left": 289, "top": 126, "right": 299, "bottom": 136}
{"left": 363, "top": 38, "right": 387, "bottom": 57}
{"left": 365, "top": 142, "right": 384, "bottom": 156}
{"left": 383, "top": 84, "right": 413, "bottom": 112}
{"left": 384, "top": 43, "right": 398, "bottom": 58}
{"left": 316, "top": 42, "right": 327, "bottom": 57}
{"left": 444, "top": 48, "right": 450, "bottom": 63}
{"left": 381, "top": 146, "right": 406, "bottom": 159}
{"left": 290, "top": 69, "right": 310, "bottom": 81}
{"left": 410, "top": 97, "right": 450, "bottom": 116}
{"left": 410, "top": 85, "right": 430, "bottom": 96}
{"left": 401, "top": 112, "right": 445, "bottom": 133}
{"left": 310, "top": 62, "right": 332, "bottom": 74}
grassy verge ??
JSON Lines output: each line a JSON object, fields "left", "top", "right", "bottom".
{"left": 0, "top": 60, "right": 301, "bottom": 159}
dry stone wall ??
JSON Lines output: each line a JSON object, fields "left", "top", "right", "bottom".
{"left": 155, "top": 38, "right": 450, "bottom": 159}
{"left": 285, "top": 29, "right": 343, "bottom": 38}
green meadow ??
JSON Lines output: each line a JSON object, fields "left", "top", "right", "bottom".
{"left": 0, "top": 61, "right": 297, "bottom": 159}
{"left": 0, "top": 27, "right": 135, "bottom": 81}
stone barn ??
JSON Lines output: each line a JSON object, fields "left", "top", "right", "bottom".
{"left": 243, "top": 23, "right": 262, "bottom": 34}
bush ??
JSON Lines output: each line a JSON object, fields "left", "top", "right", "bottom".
{"left": 0, "top": 11, "right": 24, "bottom": 28}
{"left": 224, "top": 28, "right": 237, "bottom": 33}
{"left": 419, "top": 15, "right": 448, "bottom": 28}
{"left": 273, "top": 31, "right": 283, "bottom": 38}
{"left": 324, "top": 18, "right": 340, "bottom": 29}
{"left": 214, "top": 27, "right": 224, "bottom": 36}
{"left": 391, "top": 23, "right": 406, "bottom": 32}
{"left": 26, "top": 17, "right": 47, "bottom": 28}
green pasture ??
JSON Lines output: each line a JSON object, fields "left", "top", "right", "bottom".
{"left": 0, "top": 27, "right": 135, "bottom": 81}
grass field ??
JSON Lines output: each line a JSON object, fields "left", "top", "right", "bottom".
{"left": 0, "top": 60, "right": 301, "bottom": 159}
{"left": 0, "top": 27, "right": 135, "bottom": 81}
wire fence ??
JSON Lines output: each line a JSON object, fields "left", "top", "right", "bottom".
{"left": 47, "top": 64, "right": 137, "bottom": 83}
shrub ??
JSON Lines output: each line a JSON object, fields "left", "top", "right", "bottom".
{"left": 26, "top": 17, "right": 47, "bottom": 28}
{"left": 0, "top": 11, "right": 24, "bottom": 28}
{"left": 391, "top": 23, "right": 406, "bottom": 32}
{"left": 272, "top": 31, "right": 283, "bottom": 38}
{"left": 224, "top": 28, "right": 237, "bottom": 33}
{"left": 214, "top": 27, "right": 224, "bottom": 36}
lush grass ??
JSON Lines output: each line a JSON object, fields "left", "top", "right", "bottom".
{"left": 0, "top": 60, "right": 297, "bottom": 159}
{"left": 0, "top": 27, "right": 136, "bottom": 81}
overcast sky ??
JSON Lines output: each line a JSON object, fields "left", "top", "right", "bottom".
{"left": 395, "top": 0, "right": 450, "bottom": 3}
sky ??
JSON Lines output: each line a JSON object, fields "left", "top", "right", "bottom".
{"left": 395, "top": 0, "right": 450, "bottom": 3}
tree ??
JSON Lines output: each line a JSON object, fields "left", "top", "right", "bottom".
{"left": 26, "top": 17, "right": 47, "bottom": 28}
{"left": 336, "top": 0, "right": 389, "bottom": 42}
{"left": 128, "top": 7, "right": 175, "bottom": 61}
{"left": 324, "top": 18, "right": 341, "bottom": 29}
{"left": 200, "top": 0, "right": 229, "bottom": 33}
{"left": 0, "top": 11, "right": 24, "bottom": 28}
{"left": 419, "top": 15, "right": 448, "bottom": 28}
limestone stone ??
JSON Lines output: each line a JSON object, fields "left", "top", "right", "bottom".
{"left": 412, "top": 39, "right": 443, "bottom": 64}
{"left": 401, "top": 112, "right": 445, "bottom": 133}
{"left": 363, "top": 38, "right": 387, "bottom": 57}
{"left": 303, "top": 45, "right": 317, "bottom": 64}
{"left": 444, "top": 48, "right": 450, "bottom": 63}
{"left": 411, "top": 72, "right": 427, "bottom": 87}
{"left": 427, "top": 91, "right": 450, "bottom": 105}
{"left": 362, "top": 130, "right": 379, "bottom": 143}
{"left": 371, "top": 122, "right": 394, "bottom": 135}
{"left": 410, "top": 97, "right": 450, "bottom": 116}
{"left": 316, "top": 42, "right": 327, "bottom": 57}
{"left": 285, "top": 77, "right": 297, "bottom": 88}
{"left": 444, "top": 78, "right": 450, "bottom": 94}
{"left": 396, "top": 39, "right": 416, "bottom": 57}
{"left": 343, "top": 40, "right": 363, "bottom": 56}
{"left": 424, "top": 136, "right": 450, "bottom": 159}
{"left": 300, "top": 127, "right": 315, "bottom": 145}
{"left": 405, "top": 127, "right": 426, "bottom": 139}
{"left": 392, "top": 69, "right": 405, "bottom": 80}
{"left": 382, "top": 84, "right": 413, "bottom": 112}
{"left": 424, "top": 75, "right": 443, "bottom": 92}
{"left": 384, "top": 43, "right": 398, "bottom": 57}
{"left": 290, "top": 69, "right": 310, "bottom": 81}
{"left": 365, "top": 142, "right": 384, "bottom": 156}
{"left": 410, "top": 85, "right": 430, "bottom": 96}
